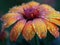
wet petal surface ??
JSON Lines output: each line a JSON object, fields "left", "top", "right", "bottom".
{"left": 44, "top": 20, "right": 59, "bottom": 38}
{"left": 9, "top": 6, "right": 24, "bottom": 14}
{"left": 22, "top": 21, "right": 35, "bottom": 41}
{"left": 2, "top": 13, "right": 22, "bottom": 22}
{"left": 48, "top": 18, "right": 60, "bottom": 26}
{"left": 2, "top": 13, "right": 23, "bottom": 28}
{"left": 32, "top": 18, "right": 47, "bottom": 39}
{"left": 10, "top": 19, "right": 26, "bottom": 41}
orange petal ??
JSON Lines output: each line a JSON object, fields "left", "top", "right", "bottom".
{"left": 39, "top": 4, "right": 56, "bottom": 16}
{"left": 40, "top": 4, "right": 55, "bottom": 11}
{"left": 39, "top": 4, "right": 60, "bottom": 19}
{"left": 28, "top": 1, "right": 39, "bottom": 7}
{"left": 32, "top": 18, "right": 47, "bottom": 39}
{"left": 22, "top": 21, "right": 35, "bottom": 41}
{"left": 48, "top": 18, "right": 60, "bottom": 26}
{"left": 2, "top": 13, "right": 23, "bottom": 22}
{"left": 44, "top": 20, "right": 59, "bottom": 38}
{"left": 47, "top": 12, "right": 60, "bottom": 19}
{"left": 10, "top": 19, "right": 26, "bottom": 41}
{"left": 2, "top": 13, "right": 23, "bottom": 29}
{"left": 9, "top": 6, "right": 24, "bottom": 14}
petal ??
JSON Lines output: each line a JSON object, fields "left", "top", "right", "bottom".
{"left": 10, "top": 19, "right": 26, "bottom": 41}
{"left": 39, "top": 4, "right": 60, "bottom": 19}
{"left": 22, "top": 1, "right": 39, "bottom": 10}
{"left": 40, "top": 4, "right": 55, "bottom": 11}
{"left": 9, "top": 6, "right": 24, "bottom": 14}
{"left": 44, "top": 20, "right": 59, "bottom": 38}
{"left": 48, "top": 18, "right": 60, "bottom": 26}
{"left": 2, "top": 13, "right": 23, "bottom": 29}
{"left": 22, "top": 21, "right": 35, "bottom": 41}
{"left": 28, "top": 1, "right": 39, "bottom": 7}
{"left": 32, "top": 18, "right": 47, "bottom": 39}
{"left": 47, "top": 12, "right": 60, "bottom": 19}
{"left": 2, "top": 13, "right": 23, "bottom": 22}
{"left": 39, "top": 4, "right": 56, "bottom": 16}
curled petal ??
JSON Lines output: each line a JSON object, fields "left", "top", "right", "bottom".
{"left": 22, "top": 21, "right": 35, "bottom": 41}
{"left": 10, "top": 19, "right": 26, "bottom": 41}
{"left": 44, "top": 20, "right": 59, "bottom": 38}
{"left": 32, "top": 18, "right": 47, "bottom": 39}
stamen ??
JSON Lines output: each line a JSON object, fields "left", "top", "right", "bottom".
{"left": 23, "top": 7, "right": 40, "bottom": 20}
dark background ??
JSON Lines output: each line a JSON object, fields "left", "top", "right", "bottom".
{"left": 0, "top": 0, "right": 60, "bottom": 17}
{"left": 0, "top": 0, "right": 60, "bottom": 45}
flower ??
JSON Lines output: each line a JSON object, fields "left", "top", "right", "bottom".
{"left": 1, "top": 1, "right": 60, "bottom": 41}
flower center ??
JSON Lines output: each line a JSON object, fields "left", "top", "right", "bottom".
{"left": 23, "top": 8, "right": 40, "bottom": 20}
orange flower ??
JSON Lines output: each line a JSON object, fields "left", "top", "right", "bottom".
{"left": 1, "top": 1, "right": 60, "bottom": 41}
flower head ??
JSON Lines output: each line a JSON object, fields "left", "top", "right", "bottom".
{"left": 1, "top": 1, "right": 60, "bottom": 41}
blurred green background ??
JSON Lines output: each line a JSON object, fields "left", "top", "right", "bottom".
{"left": 0, "top": 0, "right": 60, "bottom": 45}
{"left": 0, "top": 0, "right": 60, "bottom": 16}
